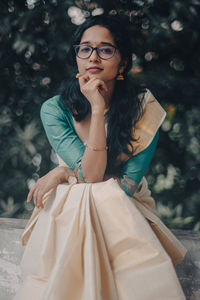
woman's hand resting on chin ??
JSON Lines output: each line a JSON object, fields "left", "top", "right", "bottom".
{"left": 27, "top": 166, "right": 75, "bottom": 209}
{"left": 79, "top": 74, "right": 108, "bottom": 113}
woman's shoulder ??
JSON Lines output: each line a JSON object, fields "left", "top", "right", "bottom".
{"left": 40, "top": 95, "right": 71, "bottom": 119}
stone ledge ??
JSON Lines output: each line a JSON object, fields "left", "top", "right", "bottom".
{"left": 0, "top": 218, "right": 199, "bottom": 300}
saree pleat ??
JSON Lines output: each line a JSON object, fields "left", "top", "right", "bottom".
{"left": 14, "top": 178, "right": 186, "bottom": 300}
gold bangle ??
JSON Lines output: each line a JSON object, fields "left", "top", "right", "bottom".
{"left": 84, "top": 142, "right": 108, "bottom": 151}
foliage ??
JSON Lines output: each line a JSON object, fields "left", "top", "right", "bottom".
{"left": 155, "top": 201, "right": 199, "bottom": 231}
{"left": 0, "top": 0, "right": 199, "bottom": 229}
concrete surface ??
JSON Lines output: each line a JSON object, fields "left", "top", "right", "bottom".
{"left": 0, "top": 217, "right": 199, "bottom": 300}
{"left": 173, "top": 229, "right": 200, "bottom": 300}
{"left": 0, "top": 218, "right": 27, "bottom": 300}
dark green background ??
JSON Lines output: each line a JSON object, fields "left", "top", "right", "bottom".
{"left": 0, "top": 0, "right": 199, "bottom": 230}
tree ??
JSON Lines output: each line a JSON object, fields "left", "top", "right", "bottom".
{"left": 0, "top": 0, "right": 199, "bottom": 229}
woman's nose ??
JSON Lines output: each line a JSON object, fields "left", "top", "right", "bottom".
{"left": 89, "top": 48, "right": 100, "bottom": 62}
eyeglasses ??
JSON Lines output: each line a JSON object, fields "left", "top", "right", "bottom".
{"left": 73, "top": 44, "right": 117, "bottom": 60}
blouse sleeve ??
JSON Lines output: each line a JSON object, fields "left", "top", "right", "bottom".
{"left": 40, "top": 95, "right": 85, "bottom": 171}
{"left": 120, "top": 130, "right": 159, "bottom": 197}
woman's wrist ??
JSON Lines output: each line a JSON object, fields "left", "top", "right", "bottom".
{"left": 91, "top": 105, "right": 105, "bottom": 116}
{"left": 58, "top": 166, "right": 75, "bottom": 183}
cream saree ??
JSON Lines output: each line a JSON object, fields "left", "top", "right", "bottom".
{"left": 14, "top": 175, "right": 186, "bottom": 300}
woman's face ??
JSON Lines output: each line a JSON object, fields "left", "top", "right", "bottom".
{"left": 76, "top": 25, "right": 125, "bottom": 86}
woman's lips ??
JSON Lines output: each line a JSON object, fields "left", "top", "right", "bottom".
{"left": 87, "top": 67, "right": 103, "bottom": 73}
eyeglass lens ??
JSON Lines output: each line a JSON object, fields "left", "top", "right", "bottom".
{"left": 75, "top": 45, "right": 116, "bottom": 59}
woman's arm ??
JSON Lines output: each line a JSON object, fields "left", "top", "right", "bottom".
{"left": 27, "top": 96, "right": 84, "bottom": 208}
{"left": 40, "top": 75, "right": 109, "bottom": 183}
{"left": 111, "top": 131, "right": 159, "bottom": 197}
{"left": 40, "top": 96, "right": 85, "bottom": 170}
{"left": 81, "top": 109, "right": 107, "bottom": 182}
{"left": 76, "top": 74, "right": 108, "bottom": 182}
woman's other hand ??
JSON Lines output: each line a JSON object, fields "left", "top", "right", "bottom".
{"left": 27, "top": 166, "right": 74, "bottom": 209}
{"left": 79, "top": 74, "right": 108, "bottom": 113}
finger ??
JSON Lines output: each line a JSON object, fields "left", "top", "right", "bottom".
{"left": 36, "top": 190, "right": 45, "bottom": 209}
{"left": 85, "top": 75, "right": 100, "bottom": 83}
{"left": 79, "top": 74, "right": 100, "bottom": 88}
{"left": 33, "top": 189, "right": 40, "bottom": 208}
{"left": 36, "top": 183, "right": 51, "bottom": 208}
{"left": 79, "top": 74, "right": 90, "bottom": 85}
{"left": 97, "top": 80, "right": 108, "bottom": 92}
{"left": 27, "top": 185, "right": 37, "bottom": 202}
{"left": 99, "top": 82, "right": 108, "bottom": 92}
{"left": 90, "top": 79, "right": 108, "bottom": 92}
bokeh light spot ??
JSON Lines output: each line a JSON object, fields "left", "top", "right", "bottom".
{"left": 68, "top": 6, "right": 86, "bottom": 25}
{"left": 171, "top": 20, "right": 183, "bottom": 31}
{"left": 41, "top": 77, "right": 51, "bottom": 85}
{"left": 92, "top": 8, "right": 104, "bottom": 16}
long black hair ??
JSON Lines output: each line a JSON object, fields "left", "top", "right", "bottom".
{"left": 60, "top": 14, "right": 145, "bottom": 175}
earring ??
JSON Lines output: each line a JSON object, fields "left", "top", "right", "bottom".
{"left": 116, "top": 69, "right": 124, "bottom": 80}
{"left": 76, "top": 73, "right": 80, "bottom": 79}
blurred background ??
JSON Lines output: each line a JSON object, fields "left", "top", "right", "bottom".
{"left": 0, "top": 0, "right": 199, "bottom": 230}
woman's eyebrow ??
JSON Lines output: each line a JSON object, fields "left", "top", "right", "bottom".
{"left": 79, "top": 41, "right": 115, "bottom": 46}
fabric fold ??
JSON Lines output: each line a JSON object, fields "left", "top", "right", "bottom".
{"left": 15, "top": 178, "right": 186, "bottom": 300}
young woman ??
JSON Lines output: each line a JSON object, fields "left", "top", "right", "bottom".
{"left": 14, "top": 15, "right": 187, "bottom": 300}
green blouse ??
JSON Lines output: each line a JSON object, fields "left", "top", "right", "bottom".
{"left": 40, "top": 95, "right": 159, "bottom": 197}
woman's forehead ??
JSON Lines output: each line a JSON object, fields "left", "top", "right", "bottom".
{"left": 80, "top": 25, "right": 115, "bottom": 45}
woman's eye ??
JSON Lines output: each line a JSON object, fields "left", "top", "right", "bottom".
{"left": 79, "top": 46, "right": 91, "bottom": 53}
{"left": 99, "top": 47, "right": 113, "bottom": 54}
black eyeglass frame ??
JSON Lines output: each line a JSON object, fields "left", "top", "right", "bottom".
{"left": 73, "top": 44, "right": 118, "bottom": 60}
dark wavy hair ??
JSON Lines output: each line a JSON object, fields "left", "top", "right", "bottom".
{"left": 60, "top": 14, "right": 145, "bottom": 175}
